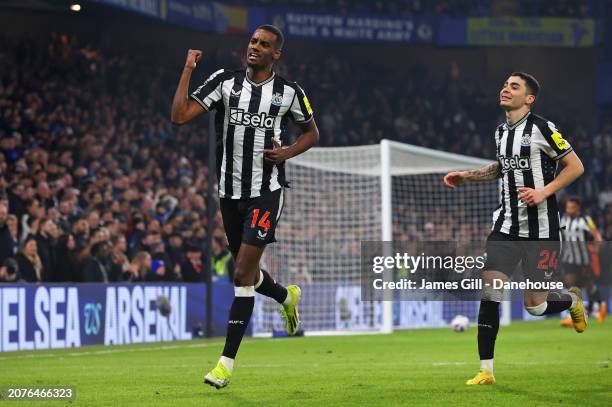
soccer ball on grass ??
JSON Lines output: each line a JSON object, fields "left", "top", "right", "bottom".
{"left": 450, "top": 315, "right": 470, "bottom": 332}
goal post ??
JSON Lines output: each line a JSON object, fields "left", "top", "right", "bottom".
{"left": 252, "top": 139, "right": 509, "bottom": 337}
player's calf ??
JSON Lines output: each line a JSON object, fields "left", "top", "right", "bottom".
{"left": 523, "top": 290, "right": 576, "bottom": 316}
{"left": 255, "top": 268, "right": 288, "bottom": 304}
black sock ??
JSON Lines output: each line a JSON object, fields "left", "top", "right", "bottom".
{"left": 255, "top": 269, "right": 288, "bottom": 304}
{"left": 222, "top": 292, "right": 255, "bottom": 359}
{"left": 478, "top": 301, "right": 500, "bottom": 360}
{"left": 587, "top": 286, "right": 601, "bottom": 315}
{"left": 542, "top": 291, "right": 573, "bottom": 315}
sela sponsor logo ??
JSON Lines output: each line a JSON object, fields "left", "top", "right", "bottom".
{"left": 498, "top": 155, "right": 531, "bottom": 172}
{"left": 229, "top": 108, "right": 275, "bottom": 129}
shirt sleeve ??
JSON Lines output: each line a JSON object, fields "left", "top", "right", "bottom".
{"left": 537, "top": 120, "right": 573, "bottom": 161}
{"left": 288, "top": 83, "right": 314, "bottom": 123}
{"left": 585, "top": 215, "right": 596, "bottom": 230}
{"left": 190, "top": 69, "right": 226, "bottom": 111}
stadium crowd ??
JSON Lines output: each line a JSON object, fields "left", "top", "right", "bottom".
{"left": 0, "top": 33, "right": 234, "bottom": 283}
{"left": 0, "top": 29, "right": 611, "bottom": 283}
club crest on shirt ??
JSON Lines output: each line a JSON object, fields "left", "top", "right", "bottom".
{"left": 271, "top": 92, "right": 283, "bottom": 106}
{"left": 520, "top": 133, "right": 531, "bottom": 146}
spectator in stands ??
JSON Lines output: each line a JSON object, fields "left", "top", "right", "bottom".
{"left": 55, "top": 233, "right": 78, "bottom": 282}
{"left": 166, "top": 232, "right": 185, "bottom": 272}
{"left": 145, "top": 259, "right": 168, "bottom": 282}
{"left": 181, "top": 243, "right": 204, "bottom": 282}
{"left": 81, "top": 241, "right": 110, "bottom": 282}
{"left": 126, "top": 251, "right": 152, "bottom": 282}
{"left": 16, "top": 235, "right": 44, "bottom": 283}
{"left": 0, "top": 203, "right": 13, "bottom": 264}
{"left": 36, "top": 218, "right": 59, "bottom": 281}
{"left": 0, "top": 258, "right": 21, "bottom": 283}
{"left": 211, "top": 237, "right": 233, "bottom": 283}
{"left": 6, "top": 215, "right": 20, "bottom": 258}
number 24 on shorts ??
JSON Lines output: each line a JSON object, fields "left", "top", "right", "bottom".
{"left": 251, "top": 209, "right": 271, "bottom": 231}
{"left": 537, "top": 249, "right": 559, "bottom": 270}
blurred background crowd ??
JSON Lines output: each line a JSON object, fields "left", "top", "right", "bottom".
{"left": 0, "top": 0, "right": 610, "bottom": 283}
{"left": 0, "top": 33, "right": 236, "bottom": 283}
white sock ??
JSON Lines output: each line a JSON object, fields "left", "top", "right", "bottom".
{"left": 480, "top": 359, "right": 493, "bottom": 374}
{"left": 282, "top": 289, "right": 292, "bottom": 306}
{"left": 569, "top": 292, "right": 577, "bottom": 308}
{"left": 219, "top": 356, "right": 234, "bottom": 371}
{"left": 254, "top": 270, "right": 264, "bottom": 289}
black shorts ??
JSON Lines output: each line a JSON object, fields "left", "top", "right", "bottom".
{"left": 219, "top": 188, "right": 285, "bottom": 255}
{"left": 484, "top": 231, "right": 561, "bottom": 284}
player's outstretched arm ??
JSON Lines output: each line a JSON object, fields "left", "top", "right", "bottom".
{"left": 519, "top": 151, "right": 584, "bottom": 206}
{"left": 264, "top": 120, "right": 319, "bottom": 164}
{"left": 443, "top": 162, "right": 501, "bottom": 189}
{"left": 171, "top": 49, "right": 206, "bottom": 125}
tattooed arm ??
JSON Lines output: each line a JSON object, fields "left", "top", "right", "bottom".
{"left": 443, "top": 162, "right": 501, "bottom": 189}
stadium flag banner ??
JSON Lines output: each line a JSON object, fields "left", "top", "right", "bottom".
{"left": 0, "top": 283, "right": 235, "bottom": 352}
{"left": 467, "top": 18, "right": 596, "bottom": 47}
{"left": 249, "top": 9, "right": 436, "bottom": 43}
{"left": 163, "top": 0, "right": 248, "bottom": 33}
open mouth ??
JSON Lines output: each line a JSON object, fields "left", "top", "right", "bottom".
{"left": 247, "top": 52, "right": 260, "bottom": 62}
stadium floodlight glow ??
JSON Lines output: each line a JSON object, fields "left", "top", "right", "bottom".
{"left": 70, "top": 4, "right": 81, "bottom": 12}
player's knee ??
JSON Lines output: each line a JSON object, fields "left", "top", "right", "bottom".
{"left": 524, "top": 301, "right": 547, "bottom": 316}
{"left": 481, "top": 285, "right": 503, "bottom": 302}
{"left": 232, "top": 266, "right": 251, "bottom": 286}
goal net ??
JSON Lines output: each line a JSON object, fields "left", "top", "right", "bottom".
{"left": 252, "top": 140, "right": 506, "bottom": 336}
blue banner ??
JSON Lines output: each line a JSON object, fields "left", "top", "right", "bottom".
{"left": 249, "top": 9, "right": 436, "bottom": 44}
{"left": 0, "top": 283, "right": 236, "bottom": 352}
{"left": 94, "top": 0, "right": 161, "bottom": 18}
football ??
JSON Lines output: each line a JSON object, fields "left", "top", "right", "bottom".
{"left": 451, "top": 315, "right": 470, "bottom": 332}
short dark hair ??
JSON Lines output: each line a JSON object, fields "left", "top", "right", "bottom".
{"left": 566, "top": 196, "right": 582, "bottom": 206}
{"left": 256, "top": 24, "right": 284, "bottom": 49}
{"left": 510, "top": 71, "right": 540, "bottom": 97}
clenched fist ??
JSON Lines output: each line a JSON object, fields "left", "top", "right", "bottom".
{"left": 185, "top": 49, "right": 203, "bottom": 70}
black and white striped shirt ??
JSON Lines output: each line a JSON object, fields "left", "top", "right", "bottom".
{"left": 561, "top": 214, "right": 595, "bottom": 265}
{"left": 191, "top": 69, "right": 314, "bottom": 199}
{"left": 491, "top": 112, "right": 573, "bottom": 239}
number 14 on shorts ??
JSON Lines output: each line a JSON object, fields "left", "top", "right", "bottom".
{"left": 251, "top": 209, "right": 271, "bottom": 231}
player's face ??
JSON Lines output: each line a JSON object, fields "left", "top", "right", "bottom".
{"left": 565, "top": 201, "right": 580, "bottom": 217}
{"left": 246, "top": 29, "right": 281, "bottom": 69}
{"left": 499, "top": 76, "right": 535, "bottom": 110}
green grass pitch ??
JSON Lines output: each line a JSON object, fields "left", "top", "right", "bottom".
{"left": 1, "top": 320, "right": 610, "bottom": 406}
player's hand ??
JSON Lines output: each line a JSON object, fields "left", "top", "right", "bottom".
{"left": 264, "top": 139, "right": 289, "bottom": 164}
{"left": 518, "top": 187, "right": 546, "bottom": 206}
{"left": 185, "top": 49, "right": 203, "bottom": 70}
{"left": 443, "top": 171, "right": 466, "bottom": 189}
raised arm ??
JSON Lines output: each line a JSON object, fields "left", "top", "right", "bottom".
{"left": 443, "top": 161, "right": 501, "bottom": 189}
{"left": 171, "top": 49, "right": 206, "bottom": 125}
